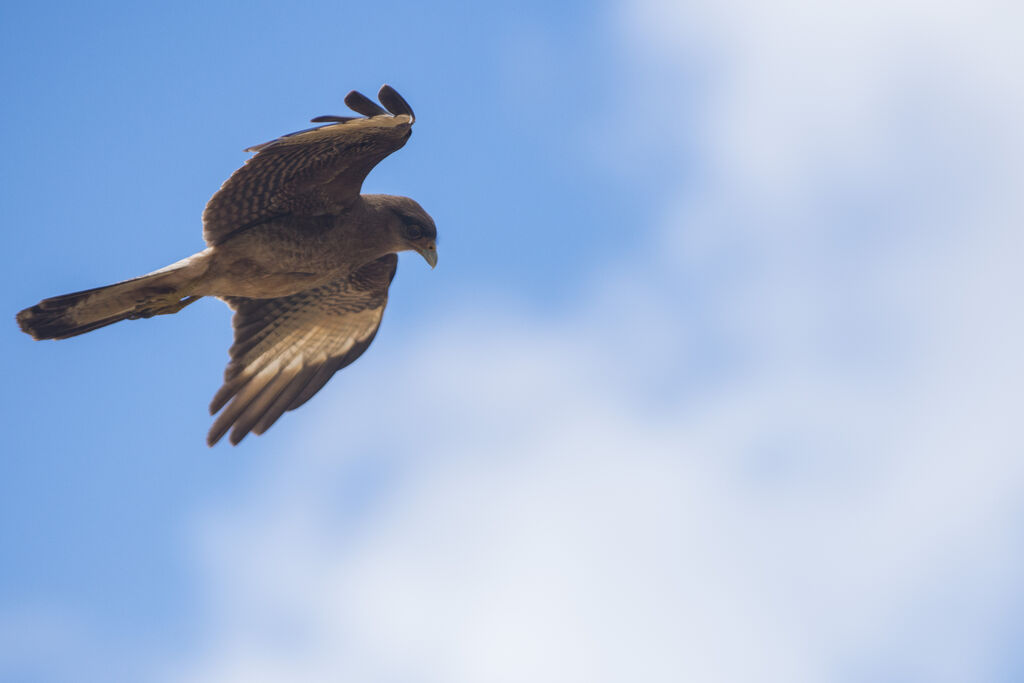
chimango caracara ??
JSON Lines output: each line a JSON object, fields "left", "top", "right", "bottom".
{"left": 16, "top": 85, "right": 437, "bottom": 446}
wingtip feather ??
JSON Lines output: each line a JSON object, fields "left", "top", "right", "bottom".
{"left": 378, "top": 84, "right": 415, "bottom": 122}
{"left": 344, "top": 90, "right": 388, "bottom": 117}
{"left": 309, "top": 115, "right": 356, "bottom": 123}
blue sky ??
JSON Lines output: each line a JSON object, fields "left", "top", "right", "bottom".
{"left": 3, "top": 0, "right": 1024, "bottom": 681}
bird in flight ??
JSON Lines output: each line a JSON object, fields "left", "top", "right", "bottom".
{"left": 16, "top": 85, "right": 436, "bottom": 446}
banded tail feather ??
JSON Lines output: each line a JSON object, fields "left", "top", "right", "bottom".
{"left": 17, "top": 258, "right": 203, "bottom": 341}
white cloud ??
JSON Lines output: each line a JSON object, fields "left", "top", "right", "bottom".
{"left": 169, "top": 1, "right": 1024, "bottom": 682}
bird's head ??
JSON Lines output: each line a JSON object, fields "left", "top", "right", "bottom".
{"left": 377, "top": 195, "right": 437, "bottom": 268}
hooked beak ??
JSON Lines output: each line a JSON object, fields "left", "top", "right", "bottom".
{"left": 416, "top": 242, "right": 438, "bottom": 269}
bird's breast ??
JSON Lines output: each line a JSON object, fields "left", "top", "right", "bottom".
{"left": 199, "top": 217, "right": 368, "bottom": 298}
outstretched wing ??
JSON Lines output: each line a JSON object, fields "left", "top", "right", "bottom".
{"left": 203, "top": 85, "right": 416, "bottom": 246}
{"left": 207, "top": 254, "right": 399, "bottom": 446}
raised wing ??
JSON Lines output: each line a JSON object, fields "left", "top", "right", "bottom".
{"left": 202, "top": 85, "right": 416, "bottom": 246}
{"left": 207, "top": 254, "right": 399, "bottom": 446}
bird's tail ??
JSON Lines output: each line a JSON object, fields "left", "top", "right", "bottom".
{"left": 16, "top": 253, "right": 207, "bottom": 340}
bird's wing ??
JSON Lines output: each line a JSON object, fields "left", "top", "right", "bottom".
{"left": 207, "top": 254, "right": 399, "bottom": 446}
{"left": 202, "top": 85, "right": 416, "bottom": 246}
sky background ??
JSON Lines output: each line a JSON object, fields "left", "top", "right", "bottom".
{"left": 2, "top": 0, "right": 1023, "bottom": 681}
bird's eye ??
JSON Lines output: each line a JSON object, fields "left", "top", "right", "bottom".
{"left": 405, "top": 225, "right": 423, "bottom": 240}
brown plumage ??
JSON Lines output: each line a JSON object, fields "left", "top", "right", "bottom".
{"left": 16, "top": 85, "right": 437, "bottom": 446}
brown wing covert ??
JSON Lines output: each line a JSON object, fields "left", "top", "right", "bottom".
{"left": 207, "top": 254, "right": 399, "bottom": 445}
{"left": 202, "top": 85, "right": 415, "bottom": 246}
